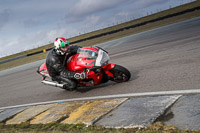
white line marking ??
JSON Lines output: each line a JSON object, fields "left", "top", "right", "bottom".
{"left": 0, "top": 89, "right": 200, "bottom": 110}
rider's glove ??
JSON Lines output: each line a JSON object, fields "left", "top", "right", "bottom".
{"left": 74, "top": 72, "right": 86, "bottom": 79}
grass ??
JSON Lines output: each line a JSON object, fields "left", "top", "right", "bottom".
{"left": 0, "top": 122, "right": 199, "bottom": 133}
{"left": 0, "top": 1, "right": 200, "bottom": 71}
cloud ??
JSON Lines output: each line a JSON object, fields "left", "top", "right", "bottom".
{"left": 110, "top": 0, "right": 170, "bottom": 20}
{"left": 84, "top": 15, "right": 101, "bottom": 27}
{"left": 23, "top": 19, "right": 41, "bottom": 28}
{"left": 0, "top": 40, "right": 19, "bottom": 57}
{"left": 21, "top": 29, "right": 68, "bottom": 48}
{"left": 0, "top": 28, "right": 69, "bottom": 57}
{"left": 71, "top": 0, "right": 126, "bottom": 16}
{"left": 65, "top": 0, "right": 128, "bottom": 23}
{"left": 0, "top": 9, "right": 11, "bottom": 31}
{"left": 134, "top": 0, "right": 169, "bottom": 9}
{"left": 116, "top": 11, "right": 130, "bottom": 18}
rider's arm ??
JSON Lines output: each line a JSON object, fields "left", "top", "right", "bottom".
{"left": 46, "top": 49, "right": 84, "bottom": 79}
{"left": 68, "top": 45, "right": 82, "bottom": 55}
{"left": 52, "top": 63, "right": 75, "bottom": 79}
{"left": 52, "top": 57, "right": 85, "bottom": 80}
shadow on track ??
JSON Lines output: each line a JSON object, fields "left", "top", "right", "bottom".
{"left": 75, "top": 70, "right": 139, "bottom": 93}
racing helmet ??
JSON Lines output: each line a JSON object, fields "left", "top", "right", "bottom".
{"left": 54, "top": 37, "right": 70, "bottom": 55}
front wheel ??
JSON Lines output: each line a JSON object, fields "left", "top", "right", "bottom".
{"left": 110, "top": 65, "right": 131, "bottom": 83}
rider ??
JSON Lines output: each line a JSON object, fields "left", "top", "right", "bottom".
{"left": 46, "top": 37, "right": 86, "bottom": 91}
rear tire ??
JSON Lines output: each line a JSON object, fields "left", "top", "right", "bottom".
{"left": 110, "top": 65, "right": 131, "bottom": 83}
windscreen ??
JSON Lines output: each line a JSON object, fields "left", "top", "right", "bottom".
{"left": 76, "top": 48, "right": 110, "bottom": 67}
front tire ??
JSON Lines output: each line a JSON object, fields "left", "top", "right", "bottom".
{"left": 110, "top": 65, "right": 131, "bottom": 83}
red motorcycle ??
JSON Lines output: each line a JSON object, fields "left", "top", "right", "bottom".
{"left": 37, "top": 46, "right": 131, "bottom": 89}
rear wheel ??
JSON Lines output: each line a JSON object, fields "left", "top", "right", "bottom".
{"left": 110, "top": 65, "right": 131, "bottom": 83}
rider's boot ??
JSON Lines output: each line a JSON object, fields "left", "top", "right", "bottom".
{"left": 60, "top": 77, "right": 77, "bottom": 91}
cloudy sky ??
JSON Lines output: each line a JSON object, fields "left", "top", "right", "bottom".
{"left": 0, "top": 0, "right": 194, "bottom": 57}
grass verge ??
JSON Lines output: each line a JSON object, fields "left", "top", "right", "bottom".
{"left": 0, "top": 122, "right": 199, "bottom": 133}
{"left": 0, "top": 1, "right": 200, "bottom": 71}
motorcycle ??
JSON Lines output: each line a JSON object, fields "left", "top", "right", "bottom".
{"left": 37, "top": 46, "right": 131, "bottom": 90}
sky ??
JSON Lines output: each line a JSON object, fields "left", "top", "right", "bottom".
{"left": 0, "top": 0, "right": 195, "bottom": 57}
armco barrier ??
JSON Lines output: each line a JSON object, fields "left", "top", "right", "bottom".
{"left": 26, "top": 48, "right": 52, "bottom": 56}
{"left": 1, "top": 5, "right": 200, "bottom": 64}
{"left": 0, "top": 55, "right": 27, "bottom": 64}
{"left": 0, "top": 48, "right": 52, "bottom": 65}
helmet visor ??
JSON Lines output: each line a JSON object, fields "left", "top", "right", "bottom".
{"left": 60, "top": 40, "right": 69, "bottom": 48}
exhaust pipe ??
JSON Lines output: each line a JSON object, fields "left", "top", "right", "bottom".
{"left": 41, "top": 80, "right": 64, "bottom": 88}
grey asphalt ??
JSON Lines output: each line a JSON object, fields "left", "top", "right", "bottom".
{"left": 0, "top": 16, "right": 200, "bottom": 112}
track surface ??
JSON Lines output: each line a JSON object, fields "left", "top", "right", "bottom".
{"left": 0, "top": 17, "right": 200, "bottom": 108}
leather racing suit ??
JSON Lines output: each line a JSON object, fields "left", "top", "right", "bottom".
{"left": 46, "top": 45, "right": 81, "bottom": 90}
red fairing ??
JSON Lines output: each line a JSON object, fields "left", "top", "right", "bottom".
{"left": 39, "top": 63, "right": 47, "bottom": 71}
{"left": 81, "top": 47, "right": 98, "bottom": 52}
{"left": 79, "top": 70, "right": 103, "bottom": 86}
{"left": 102, "top": 63, "right": 115, "bottom": 77}
{"left": 66, "top": 47, "right": 99, "bottom": 72}
{"left": 66, "top": 47, "right": 102, "bottom": 85}
{"left": 66, "top": 53, "right": 96, "bottom": 72}
{"left": 38, "top": 63, "right": 49, "bottom": 76}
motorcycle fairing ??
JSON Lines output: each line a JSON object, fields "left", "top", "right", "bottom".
{"left": 66, "top": 46, "right": 115, "bottom": 86}
{"left": 67, "top": 47, "right": 110, "bottom": 71}
{"left": 102, "top": 63, "right": 115, "bottom": 77}
{"left": 37, "top": 63, "right": 50, "bottom": 77}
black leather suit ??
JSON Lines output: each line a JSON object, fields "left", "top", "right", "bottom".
{"left": 46, "top": 45, "right": 81, "bottom": 90}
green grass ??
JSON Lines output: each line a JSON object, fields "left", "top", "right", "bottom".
{"left": 0, "top": 1, "right": 200, "bottom": 71}
{"left": 0, "top": 122, "right": 199, "bottom": 133}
